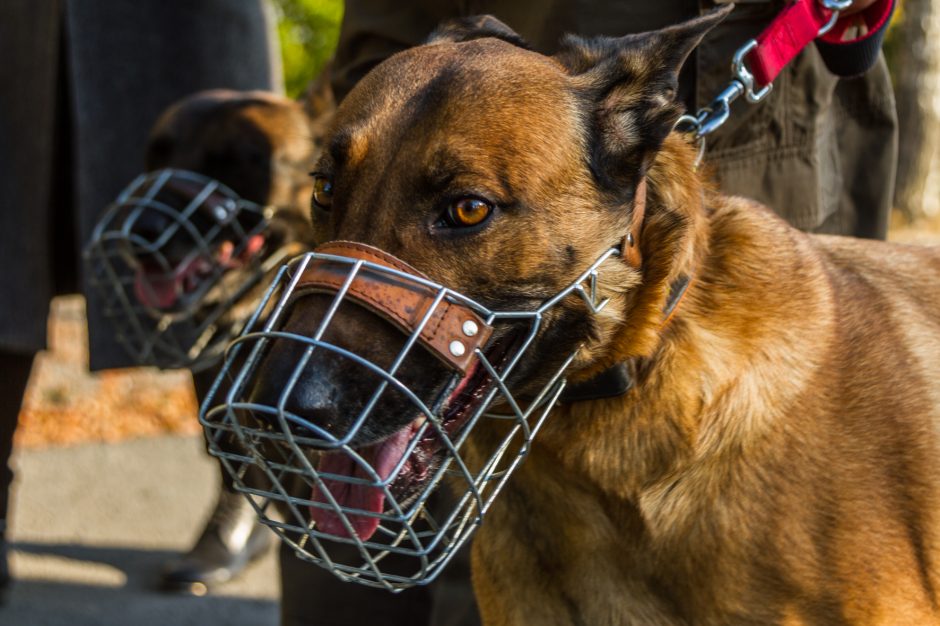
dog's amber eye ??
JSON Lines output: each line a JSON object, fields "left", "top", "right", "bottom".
{"left": 312, "top": 175, "right": 333, "bottom": 210}
{"left": 448, "top": 198, "right": 492, "bottom": 227}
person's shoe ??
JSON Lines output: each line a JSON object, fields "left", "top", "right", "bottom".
{"left": 160, "top": 490, "right": 271, "bottom": 595}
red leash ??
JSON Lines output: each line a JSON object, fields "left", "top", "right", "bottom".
{"left": 679, "top": 0, "right": 896, "bottom": 151}
{"left": 747, "top": 0, "right": 895, "bottom": 88}
{"left": 747, "top": 0, "right": 845, "bottom": 88}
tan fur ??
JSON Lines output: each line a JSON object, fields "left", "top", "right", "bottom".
{"left": 310, "top": 16, "right": 940, "bottom": 624}
{"left": 472, "top": 133, "right": 940, "bottom": 624}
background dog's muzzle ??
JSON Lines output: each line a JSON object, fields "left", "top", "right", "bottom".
{"left": 84, "top": 169, "right": 284, "bottom": 371}
{"left": 199, "top": 242, "right": 620, "bottom": 590}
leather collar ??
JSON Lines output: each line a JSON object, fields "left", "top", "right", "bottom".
{"left": 559, "top": 273, "right": 692, "bottom": 402}
{"left": 560, "top": 179, "right": 692, "bottom": 403}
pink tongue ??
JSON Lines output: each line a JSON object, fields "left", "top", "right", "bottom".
{"left": 134, "top": 270, "right": 180, "bottom": 309}
{"left": 310, "top": 425, "right": 415, "bottom": 541}
{"left": 133, "top": 255, "right": 211, "bottom": 310}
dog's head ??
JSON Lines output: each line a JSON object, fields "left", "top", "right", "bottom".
{"left": 244, "top": 10, "right": 727, "bottom": 542}
{"left": 85, "top": 86, "right": 335, "bottom": 370}
{"left": 123, "top": 89, "right": 325, "bottom": 313}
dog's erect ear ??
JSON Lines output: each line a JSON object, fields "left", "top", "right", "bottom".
{"left": 427, "top": 15, "right": 530, "bottom": 50}
{"left": 556, "top": 6, "right": 731, "bottom": 191}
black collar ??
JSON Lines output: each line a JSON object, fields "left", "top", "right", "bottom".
{"left": 559, "top": 274, "right": 692, "bottom": 403}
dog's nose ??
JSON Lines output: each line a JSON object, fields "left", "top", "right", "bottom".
{"left": 243, "top": 291, "right": 455, "bottom": 448}
{"left": 249, "top": 342, "right": 345, "bottom": 441}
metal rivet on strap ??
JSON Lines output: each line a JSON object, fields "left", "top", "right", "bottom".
{"left": 626, "top": 232, "right": 635, "bottom": 247}
{"left": 449, "top": 340, "right": 466, "bottom": 357}
{"left": 462, "top": 320, "right": 478, "bottom": 337}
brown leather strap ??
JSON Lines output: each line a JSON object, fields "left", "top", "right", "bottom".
{"left": 621, "top": 178, "right": 647, "bottom": 269}
{"left": 293, "top": 241, "right": 494, "bottom": 373}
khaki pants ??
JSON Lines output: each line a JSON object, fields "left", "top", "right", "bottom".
{"left": 331, "top": 0, "right": 897, "bottom": 238}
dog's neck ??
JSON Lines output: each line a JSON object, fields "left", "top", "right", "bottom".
{"left": 534, "top": 132, "right": 834, "bottom": 503}
{"left": 570, "top": 133, "right": 711, "bottom": 382}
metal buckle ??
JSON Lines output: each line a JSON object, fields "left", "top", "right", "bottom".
{"left": 817, "top": 0, "right": 850, "bottom": 36}
{"left": 674, "top": 34, "right": 777, "bottom": 163}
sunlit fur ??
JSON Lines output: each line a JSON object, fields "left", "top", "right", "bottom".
{"left": 305, "top": 11, "right": 940, "bottom": 625}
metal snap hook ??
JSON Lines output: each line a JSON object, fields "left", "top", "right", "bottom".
{"left": 732, "top": 40, "right": 773, "bottom": 104}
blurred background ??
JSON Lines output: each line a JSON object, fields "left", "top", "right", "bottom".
{"left": 5, "top": 0, "right": 939, "bottom": 624}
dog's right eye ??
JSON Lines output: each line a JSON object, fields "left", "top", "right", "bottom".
{"left": 439, "top": 197, "right": 494, "bottom": 229}
{"left": 312, "top": 174, "right": 334, "bottom": 210}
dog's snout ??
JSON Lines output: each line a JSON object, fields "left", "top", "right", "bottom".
{"left": 246, "top": 293, "right": 454, "bottom": 447}
{"left": 127, "top": 212, "right": 172, "bottom": 249}
{"left": 249, "top": 344, "right": 344, "bottom": 440}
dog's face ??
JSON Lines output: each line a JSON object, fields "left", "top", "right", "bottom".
{"left": 130, "top": 89, "right": 324, "bottom": 313}
{"left": 146, "top": 89, "right": 322, "bottom": 215}
{"left": 250, "top": 11, "right": 728, "bottom": 537}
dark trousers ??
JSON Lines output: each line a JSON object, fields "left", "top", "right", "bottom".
{"left": 279, "top": 538, "right": 480, "bottom": 626}
{"left": 0, "top": 351, "right": 36, "bottom": 526}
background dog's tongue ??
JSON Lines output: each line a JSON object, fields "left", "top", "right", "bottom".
{"left": 310, "top": 425, "right": 414, "bottom": 541}
{"left": 134, "top": 269, "right": 179, "bottom": 309}
{"left": 134, "top": 255, "right": 215, "bottom": 310}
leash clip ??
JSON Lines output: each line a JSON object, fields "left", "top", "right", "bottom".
{"left": 817, "top": 0, "right": 851, "bottom": 35}
{"left": 674, "top": 33, "right": 772, "bottom": 155}
{"left": 732, "top": 40, "right": 773, "bottom": 103}
{"left": 677, "top": 0, "right": 847, "bottom": 164}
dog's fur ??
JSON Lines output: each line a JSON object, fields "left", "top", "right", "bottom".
{"left": 145, "top": 88, "right": 330, "bottom": 248}
{"left": 276, "top": 10, "right": 940, "bottom": 624}
{"left": 137, "top": 88, "right": 335, "bottom": 328}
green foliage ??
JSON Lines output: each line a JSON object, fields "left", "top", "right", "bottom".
{"left": 273, "top": 0, "right": 344, "bottom": 98}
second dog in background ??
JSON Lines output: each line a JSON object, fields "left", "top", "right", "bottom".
{"left": 86, "top": 85, "right": 329, "bottom": 594}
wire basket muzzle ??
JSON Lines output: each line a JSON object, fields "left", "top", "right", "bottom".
{"left": 200, "top": 241, "right": 619, "bottom": 590}
{"left": 84, "top": 169, "right": 274, "bottom": 371}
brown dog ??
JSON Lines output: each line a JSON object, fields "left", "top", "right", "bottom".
{"left": 249, "top": 9, "right": 940, "bottom": 625}
{"left": 111, "top": 87, "right": 332, "bottom": 591}
{"left": 144, "top": 87, "right": 329, "bottom": 264}
{"left": 122, "top": 88, "right": 332, "bottom": 354}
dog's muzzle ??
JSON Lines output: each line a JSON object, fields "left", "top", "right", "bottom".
{"left": 199, "top": 240, "right": 620, "bottom": 590}
{"left": 84, "top": 169, "right": 289, "bottom": 371}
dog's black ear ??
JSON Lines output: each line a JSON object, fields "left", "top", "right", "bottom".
{"left": 427, "top": 15, "right": 530, "bottom": 50}
{"left": 556, "top": 6, "right": 731, "bottom": 190}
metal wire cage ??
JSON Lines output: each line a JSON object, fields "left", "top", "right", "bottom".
{"left": 200, "top": 245, "right": 620, "bottom": 590}
{"left": 84, "top": 169, "right": 279, "bottom": 371}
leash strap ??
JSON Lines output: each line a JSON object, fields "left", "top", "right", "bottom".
{"left": 677, "top": 0, "right": 895, "bottom": 147}
{"left": 747, "top": 0, "right": 835, "bottom": 87}
{"left": 294, "top": 241, "right": 493, "bottom": 373}
{"left": 621, "top": 178, "right": 647, "bottom": 270}
{"left": 747, "top": 0, "right": 895, "bottom": 88}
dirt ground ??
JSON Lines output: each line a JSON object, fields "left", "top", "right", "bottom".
{"left": 14, "top": 217, "right": 940, "bottom": 449}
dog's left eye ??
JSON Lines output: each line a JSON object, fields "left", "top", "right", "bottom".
{"left": 312, "top": 174, "right": 334, "bottom": 210}
{"left": 441, "top": 198, "right": 493, "bottom": 229}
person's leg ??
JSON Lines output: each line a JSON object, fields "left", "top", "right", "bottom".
{"left": 277, "top": 484, "right": 480, "bottom": 626}
{"left": 0, "top": 350, "right": 37, "bottom": 601}
{"left": 428, "top": 540, "right": 480, "bottom": 626}
{"left": 279, "top": 541, "right": 434, "bottom": 626}
{"left": 159, "top": 366, "right": 272, "bottom": 594}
